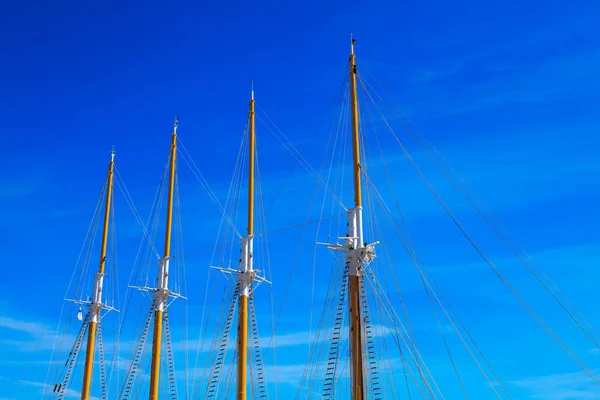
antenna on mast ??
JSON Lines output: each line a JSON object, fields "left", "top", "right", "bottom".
{"left": 111, "top": 146, "right": 116, "bottom": 162}
{"left": 251, "top": 80, "right": 255, "bottom": 100}
{"left": 351, "top": 33, "right": 356, "bottom": 54}
{"left": 173, "top": 116, "right": 179, "bottom": 133}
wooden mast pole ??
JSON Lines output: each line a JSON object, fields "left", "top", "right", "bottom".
{"left": 149, "top": 117, "right": 178, "bottom": 400}
{"left": 237, "top": 83, "right": 255, "bottom": 400}
{"left": 348, "top": 35, "right": 365, "bottom": 400}
{"left": 81, "top": 148, "right": 115, "bottom": 400}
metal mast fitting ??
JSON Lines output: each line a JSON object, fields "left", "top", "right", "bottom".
{"left": 80, "top": 148, "right": 116, "bottom": 400}
{"left": 148, "top": 117, "right": 178, "bottom": 400}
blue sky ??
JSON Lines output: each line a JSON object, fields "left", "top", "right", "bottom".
{"left": 1, "top": 0, "right": 600, "bottom": 398}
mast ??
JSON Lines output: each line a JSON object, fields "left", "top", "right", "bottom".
{"left": 149, "top": 117, "right": 178, "bottom": 400}
{"left": 237, "top": 83, "right": 256, "bottom": 400}
{"left": 348, "top": 35, "right": 365, "bottom": 400}
{"left": 80, "top": 148, "right": 115, "bottom": 400}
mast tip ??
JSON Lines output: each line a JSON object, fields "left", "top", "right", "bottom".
{"left": 350, "top": 34, "right": 356, "bottom": 54}
{"left": 251, "top": 80, "right": 255, "bottom": 100}
{"left": 110, "top": 145, "right": 116, "bottom": 161}
{"left": 173, "top": 116, "right": 179, "bottom": 135}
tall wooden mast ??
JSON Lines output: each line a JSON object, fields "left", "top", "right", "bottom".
{"left": 80, "top": 148, "right": 115, "bottom": 400}
{"left": 236, "top": 84, "right": 256, "bottom": 400}
{"left": 148, "top": 117, "right": 178, "bottom": 400}
{"left": 348, "top": 36, "right": 365, "bottom": 400}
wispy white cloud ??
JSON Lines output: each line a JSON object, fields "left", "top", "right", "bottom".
{"left": 16, "top": 378, "right": 100, "bottom": 399}
{"left": 0, "top": 312, "right": 71, "bottom": 353}
{"left": 181, "top": 323, "right": 394, "bottom": 355}
{"left": 510, "top": 370, "right": 600, "bottom": 399}
{"left": 0, "top": 182, "right": 38, "bottom": 202}
{"left": 0, "top": 315, "right": 51, "bottom": 336}
{"left": 262, "top": 323, "right": 394, "bottom": 349}
{"left": 426, "top": 241, "right": 600, "bottom": 287}
{"left": 47, "top": 209, "right": 81, "bottom": 219}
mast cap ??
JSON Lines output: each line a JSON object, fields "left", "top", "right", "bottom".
{"left": 173, "top": 116, "right": 179, "bottom": 134}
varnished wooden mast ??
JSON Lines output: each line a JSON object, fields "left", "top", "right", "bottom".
{"left": 349, "top": 36, "right": 365, "bottom": 400}
{"left": 149, "top": 118, "right": 178, "bottom": 400}
{"left": 80, "top": 148, "right": 115, "bottom": 400}
{"left": 237, "top": 84, "right": 255, "bottom": 400}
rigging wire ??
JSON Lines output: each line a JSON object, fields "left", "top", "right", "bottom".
{"left": 193, "top": 120, "right": 248, "bottom": 398}
{"left": 115, "top": 155, "right": 168, "bottom": 397}
{"left": 45, "top": 181, "right": 105, "bottom": 395}
{"left": 360, "top": 69, "right": 600, "bottom": 350}
{"left": 179, "top": 139, "right": 242, "bottom": 239}
{"left": 361, "top": 132, "right": 512, "bottom": 398}
{"left": 255, "top": 136, "right": 280, "bottom": 396}
{"left": 309, "top": 81, "right": 350, "bottom": 370}
{"left": 262, "top": 83, "right": 354, "bottom": 359}
{"left": 362, "top": 82, "right": 471, "bottom": 398}
{"left": 358, "top": 74, "right": 600, "bottom": 388}
{"left": 174, "top": 164, "right": 191, "bottom": 399}
{"left": 359, "top": 74, "right": 438, "bottom": 399}
{"left": 255, "top": 70, "right": 350, "bottom": 215}
{"left": 105, "top": 191, "right": 120, "bottom": 397}
{"left": 115, "top": 167, "right": 161, "bottom": 259}
{"left": 256, "top": 111, "right": 346, "bottom": 211}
